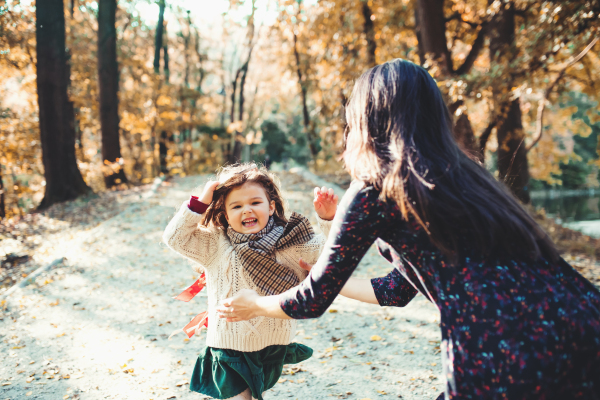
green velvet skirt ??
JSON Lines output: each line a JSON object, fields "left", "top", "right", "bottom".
{"left": 190, "top": 343, "right": 312, "bottom": 400}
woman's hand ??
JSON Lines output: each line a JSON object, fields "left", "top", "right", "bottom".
{"left": 313, "top": 186, "right": 338, "bottom": 221}
{"left": 217, "top": 289, "right": 292, "bottom": 321}
{"left": 217, "top": 289, "right": 261, "bottom": 322}
{"left": 198, "top": 180, "right": 220, "bottom": 205}
{"left": 298, "top": 258, "right": 313, "bottom": 272}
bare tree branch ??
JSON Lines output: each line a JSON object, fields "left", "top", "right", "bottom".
{"left": 477, "top": 117, "right": 497, "bottom": 162}
{"left": 526, "top": 36, "right": 599, "bottom": 153}
{"left": 445, "top": 11, "right": 480, "bottom": 29}
{"left": 454, "top": 22, "right": 488, "bottom": 75}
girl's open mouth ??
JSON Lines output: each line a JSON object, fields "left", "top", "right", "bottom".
{"left": 242, "top": 218, "right": 258, "bottom": 227}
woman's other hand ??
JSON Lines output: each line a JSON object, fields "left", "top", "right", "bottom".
{"left": 299, "top": 258, "right": 313, "bottom": 272}
{"left": 217, "top": 289, "right": 261, "bottom": 322}
{"left": 313, "top": 186, "right": 338, "bottom": 221}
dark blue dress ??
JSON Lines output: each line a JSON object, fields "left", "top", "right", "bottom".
{"left": 280, "top": 182, "right": 600, "bottom": 399}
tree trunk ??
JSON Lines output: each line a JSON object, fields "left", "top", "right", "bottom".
{"left": 293, "top": 31, "right": 318, "bottom": 158}
{"left": 414, "top": 6, "right": 425, "bottom": 64}
{"left": 36, "top": 0, "right": 91, "bottom": 209}
{"left": 0, "top": 167, "right": 5, "bottom": 219}
{"left": 98, "top": 0, "right": 127, "bottom": 188}
{"left": 415, "top": 0, "right": 451, "bottom": 73}
{"left": 153, "top": 0, "right": 165, "bottom": 74}
{"left": 163, "top": 23, "right": 169, "bottom": 83}
{"left": 159, "top": 131, "right": 169, "bottom": 173}
{"left": 361, "top": 0, "right": 376, "bottom": 67}
{"left": 414, "top": 0, "right": 479, "bottom": 156}
{"left": 496, "top": 100, "right": 530, "bottom": 203}
{"left": 448, "top": 101, "right": 477, "bottom": 156}
{"left": 489, "top": 0, "right": 530, "bottom": 203}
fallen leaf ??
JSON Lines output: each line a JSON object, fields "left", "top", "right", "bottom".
{"left": 63, "top": 395, "right": 69, "bottom": 399}
{"left": 26, "top": 391, "right": 33, "bottom": 396}
{"left": 377, "top": 390, "right": 387, "bottom": 395}
{"left": 175, "top": 380, "right": 188, "bottom": 387}
{"left": 357, "top": 350, "right": 366, "bottom": 355}
{"left": 56, "top": 333, "right": 66, "bottom": 338}
{"left": 277, "top": 378, "right": 286, "bottom": 383}
{"left": 370, "top": 335, "right": 382, "bottom": 341}
{"left": 328, "top": 309, "right": 338, "bottom": 313}
{"left": 2, "top": 382, "right": 10, "bottom": 386}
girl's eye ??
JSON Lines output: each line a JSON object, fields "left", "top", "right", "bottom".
{"left": 252, "top": 201, "right": 261, "bottom": 205}
{"left": 232, "top": 205, "right": 241, "bottom": 209}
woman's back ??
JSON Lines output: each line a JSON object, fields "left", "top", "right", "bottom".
{"left": 348, "top": 182, "right": 600, "bottom": 399}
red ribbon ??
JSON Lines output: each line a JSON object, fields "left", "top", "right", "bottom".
{"left": 171, "top": 274, "right": 209, "bottom": 339}
{"left": 173, "top": 273, "right": 206, "bottom": 302}
{"left": 183, "top": 311, "right": 209, "bottom": 338}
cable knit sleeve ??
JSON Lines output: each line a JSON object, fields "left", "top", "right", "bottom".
{"left": 162, "top": 202, "right": 221, "bottom": 270}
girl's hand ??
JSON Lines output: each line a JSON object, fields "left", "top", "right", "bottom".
{"left": 217, "top": 289, "right": 261, "bottom": 322}
{"left": 198, "top": 181, "right": 220, "bottom": 205}
{"left": 298, "top": 258, "right": 313, "bottom": 272}
{"left": 313, "top": 186, "right": 338, "bottom": 221}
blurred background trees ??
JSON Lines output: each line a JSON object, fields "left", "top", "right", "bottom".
{"left": 0, "top": 0, "right": 599, "bottom": 218}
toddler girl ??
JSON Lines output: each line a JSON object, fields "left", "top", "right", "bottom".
{"left": 163, "top": 164, "right": 337, "bottom": 400}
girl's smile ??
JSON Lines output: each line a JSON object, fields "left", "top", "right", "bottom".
{"left": 225, "top": 183, "right": 275, "bottom": 234}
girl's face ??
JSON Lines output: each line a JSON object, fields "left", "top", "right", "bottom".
{"left": 224, "top": 182, "right": 275, "bottom": 234}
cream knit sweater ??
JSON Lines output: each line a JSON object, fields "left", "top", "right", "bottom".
{"left": 163, "top": 203, "right": 332, "bottom": 352}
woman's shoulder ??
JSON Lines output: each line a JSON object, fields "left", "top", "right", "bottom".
{"left": 343, "top": 180, "right": 394, "bottom": 211}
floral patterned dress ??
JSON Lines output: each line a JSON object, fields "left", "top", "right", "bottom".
{"left": 280, "top": 181, "right": 600, "bottom": 399}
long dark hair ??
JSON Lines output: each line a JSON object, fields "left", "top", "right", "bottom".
{"left": 344, "top": 59, "right": 558, "bottom": 262}
{"left": 201, "top": 163, "right": 288, "bottom": 229}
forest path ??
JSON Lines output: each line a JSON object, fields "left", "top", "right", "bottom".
{"left": 0, "top": 172, "right": 442, "bottom": 400}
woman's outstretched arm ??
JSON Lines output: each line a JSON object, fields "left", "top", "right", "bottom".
{"left": 298, "top": 258, "right": 378, "bottom": 304}
{"left": 218, "top": 181, "right": 387, "bottom": 321}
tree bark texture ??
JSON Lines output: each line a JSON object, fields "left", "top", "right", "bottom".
{"left": 98, "top": 0, "right": 127, "bottom": 188}
{"left": 361, "top": 1, "right": 376, "bottom": 67}
{"left": 489, "top": 0, "right": 530, "bottom": 203}
{"left": 153, "top": 0, "right": 165, "bottom": 74}
{"left": 36, "top": 0, "right": 91, "bottom": 209}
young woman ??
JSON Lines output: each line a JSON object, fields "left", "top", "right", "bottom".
{"left": 216, "top": 60, "right": 600, "bottom": 399}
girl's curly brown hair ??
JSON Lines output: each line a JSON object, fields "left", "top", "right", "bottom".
{"left": 200, "top": 163, "right": 288, "bottom": 229}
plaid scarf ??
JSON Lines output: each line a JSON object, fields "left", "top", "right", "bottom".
{"left": 227, "top": 212, "right": 315, "bottom": 296}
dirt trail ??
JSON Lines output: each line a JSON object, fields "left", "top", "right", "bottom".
{"left": 0, "top": 172, "right": 442, "bottom": 400}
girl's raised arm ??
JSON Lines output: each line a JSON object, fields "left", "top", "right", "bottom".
{"left": 162, "top": 181, "right": 221, "bottom": 268}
